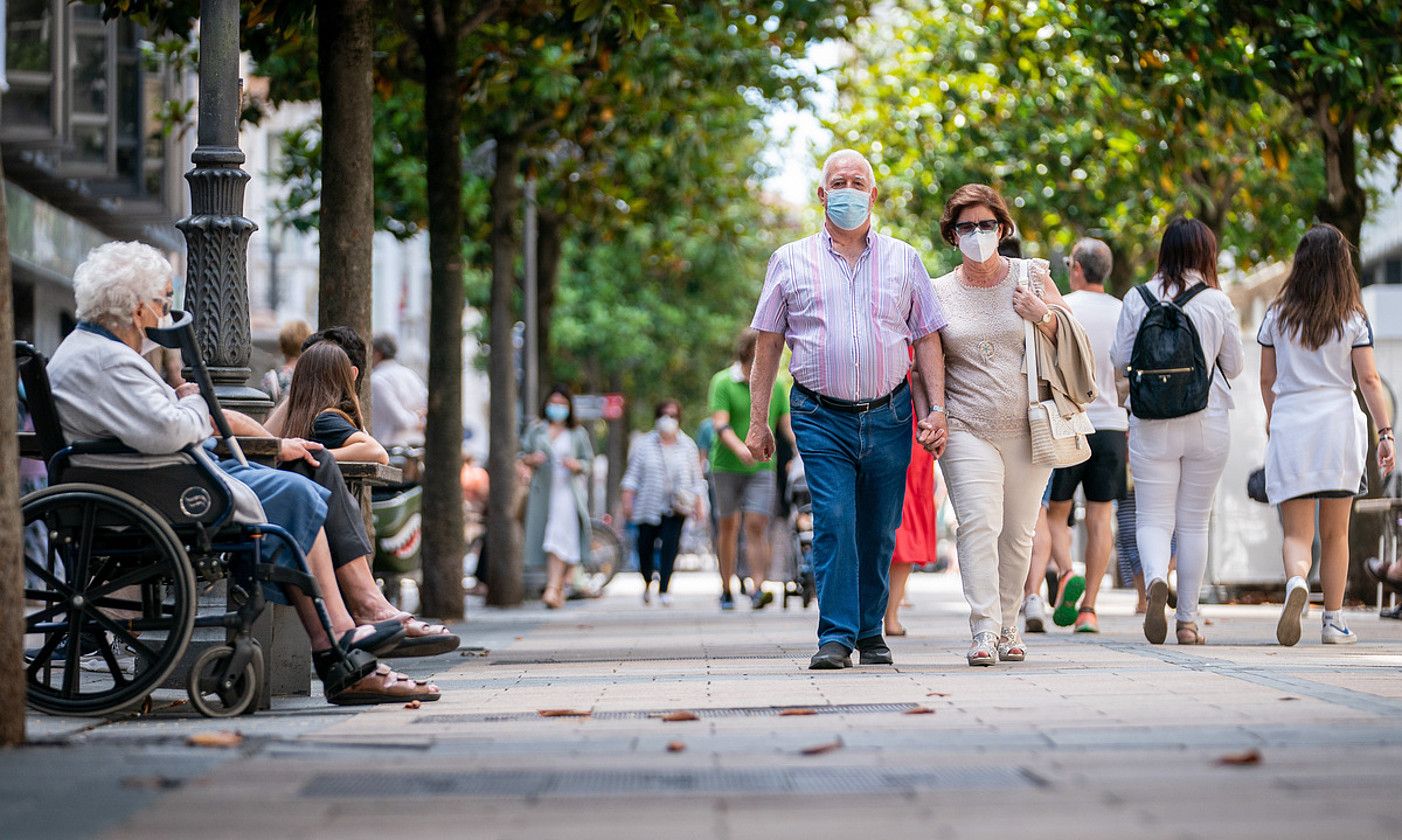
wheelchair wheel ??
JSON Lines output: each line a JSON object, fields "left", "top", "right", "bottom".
{"left": 187, "top": 643, "right": 262, "bottom": 718}
{"left": 22, "top": 484, "right": 196, "bottom": 716}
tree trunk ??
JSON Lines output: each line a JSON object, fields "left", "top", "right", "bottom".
{"left": 317, "top": 0, "right": 376, "bottom": 409}
{"left": 536, "top": 209, "right": 564, "bottom": 389}
{"left": 485, "top": 137, "right": 525, "bottom": 607}
{"left": 0, "top": 153, "right": 27, "bottom": 746}
{"left": 416, "top": 38, "right": 467, "bottom": 620}
{"left": 1312, "top": 98, "right": 1377, "bottom": 602}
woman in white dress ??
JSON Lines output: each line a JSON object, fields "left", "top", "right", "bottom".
{"left": 1259, "top": 224, "right": 1396, "bottom": 646}
{"left": 521, "top": 386, "right": 594, "bottom": 609}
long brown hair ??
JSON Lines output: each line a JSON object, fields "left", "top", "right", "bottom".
{"left": 1155, "top": 217, "right": 1219, "bottom": 297}
{"left": 283, "top": 342, "right": 365, "bottom": 441}
{"left": 1272, "top": 223, "right": 1365, "bottom": 351}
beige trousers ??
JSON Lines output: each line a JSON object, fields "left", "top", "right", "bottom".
{"left": 941, "top": 429, "right": 1053, "bottom": 636}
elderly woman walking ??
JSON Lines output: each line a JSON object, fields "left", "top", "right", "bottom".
{"left": 622, "top": 399, "right": 706, "bottom": 606}
{"left": 931, "top": 184, "right": 1093, "bottom": 666}
{"left": 1261, "top": 224, "right": 1394, "bottom": 645}
{"left": 522, "top": 385, "right": 594, "bottom": 608}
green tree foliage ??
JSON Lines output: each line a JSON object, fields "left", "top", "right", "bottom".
{"left": 833, "top": 1, "right": 1323, "bottom": 289}
{"left": 1086, "top": 0, "right": 1402, "bottom": 256}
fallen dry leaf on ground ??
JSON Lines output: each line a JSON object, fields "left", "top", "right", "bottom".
{"left": 660, "top": 711, "right": 700, "bottom": 722}
{"left": 187, "top": 730, "right": 243, "bottom": 748}
{"left": 1279, "top": 696, "right": 1300, "bottom": 702}
{"left": 576, "top": 624, "right": 593, "bottom": 630}
{"left": 779, "top": 708, "right": 817, "bottom": 716}
{"left": 800, "top": 738, "right": 844, "bottom": 756}
{"left": 1217, "top": 749, "right": 1263, "bottom": 766}
{"left": 926, "top": 691, "right": 950, "bottom": 697}
{"left": 538, "top": 709, "right": 592, "bottom": 718}
{"left": 1204, "top": 618, "right": 1216, "bottom": 626}
{"left": 514, "top": 636, "right": 524, "bottom": 640}
{"left": 904, "top": 706, "right": 935, "bottom": 715}
{"left": 666, "top": 741, "right": 687, "bottom": 753}
{"left": 404, "top": 700, "right": 422, "bottom": 710}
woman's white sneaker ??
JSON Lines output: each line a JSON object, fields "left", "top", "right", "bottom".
{"left": 1276, "top": 576, "right": 1309, "bottom": 646}
{"left": 1321, "top": 615, "right": 1357, "bottom": 645}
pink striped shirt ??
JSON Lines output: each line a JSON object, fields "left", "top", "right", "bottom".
{"left": 751, "top": 228, "right": 947, "bottom": 401}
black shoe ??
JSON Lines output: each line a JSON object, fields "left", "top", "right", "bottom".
{"left": 751, "top": 589, "right": 774, "bottom": 610}
{"left": 856, "top": 635, "right": 893, "bottom": 665}
{"left": 808, "top": 642, "right": 852, "bottom": 670}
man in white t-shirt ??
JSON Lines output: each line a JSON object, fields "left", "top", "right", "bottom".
{"left": 1042, "top": 238, "right": 1128, "bottom": 633}
{"left": 370, "top": 334, "right": 428, "bottom": 447}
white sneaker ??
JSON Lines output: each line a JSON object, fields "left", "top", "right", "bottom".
{"left": 659, "top": 593, "right": 673, "bottom": 608}
{"left": 1321, "top": 615, "right": 1358, "bottom": 645}
{"left": 80, "top": 638, "right": 137, "bottom": 677}
{"left": 1277, "top": 576, "right": 1309, "bottom": 646}
{"left": 1023, "top": 594, "right": 1046, "bottom": 634}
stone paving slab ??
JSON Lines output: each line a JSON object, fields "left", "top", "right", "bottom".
{"left": 8, "top": 572, "right": 1402, "bottom": 839}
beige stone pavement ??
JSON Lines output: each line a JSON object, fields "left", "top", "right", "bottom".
{"left": 12, "top": 572, "right": 1402, "bottom": 840}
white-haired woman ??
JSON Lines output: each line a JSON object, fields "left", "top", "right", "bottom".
{"left": 45, "top": 241, "right": 439, "bottom": 705}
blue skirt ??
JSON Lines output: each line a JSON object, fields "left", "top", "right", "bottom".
{"left": 219, "top": 460, "right": 330, "bottom": 604}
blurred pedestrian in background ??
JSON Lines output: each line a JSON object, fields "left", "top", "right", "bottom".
{"left": 262, "top": 319, "right": 311, "bottom": 403}
{"left": 1260, "top": 224, "right": 1394, "bottom": 646}
{"left": 521, "top": 385, "right": 594, "bottom": 609}
{"left": 370, "top": 333, "right": 428, "bottom": 447}
{"left": 708, "top": 328, "right": 792, "bottom": 611}
{"left": 622, "top": 399, "right": 706, "bottom": 606}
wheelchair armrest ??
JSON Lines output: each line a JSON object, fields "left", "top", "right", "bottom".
{"left": 65, "top": 439, "right": 140, "bottom": 456}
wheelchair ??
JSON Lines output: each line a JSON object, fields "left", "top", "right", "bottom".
{"left": 17, "top": 311, "right": 374, "bottom": 718}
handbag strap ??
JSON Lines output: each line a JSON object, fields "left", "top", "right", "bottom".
{"left": 1019, "top": 260, "right": 1039, "bottom": 409}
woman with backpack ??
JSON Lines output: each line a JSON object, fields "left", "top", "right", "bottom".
{"left": 1259, "top": 224, "right": 1395, "bottom": 646}
{"left": 1111, "top": 217, "right": 1244, "bottom": 645}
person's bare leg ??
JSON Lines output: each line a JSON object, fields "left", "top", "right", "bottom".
{"left": 744, "top": 513, "right": 771, "bottom": 590}
{"left": 1280, "top": 499, "right": 1316, "bottom": 583}
{"left": 543, "top": 554, "right": 568, "bottom": 607}
{"left": 1047, "top": 498, "right": 1074, "bottom": 580}
{"left": 1133, "top": 572, "right": 1147, "bottom": 613}
{"left": 288, "top": 532, "right": 361, "bottom": 651}
{"left": 1317, "top": 498, "right": 1353, "bottom": 612}
{"left": 338, "top": 557, "right": 404, "bottom": 623}
{"left": 886, "top": 562, "right": 912, "bottom": 635}
{"left": 717, "top": 513, "right": 740, "bottom": 596}
{"left": 1025, "top": 506, "right": 1053, "bottom": 597}
{"left": 1081, "top": 502, "right": 1114, "bottom": 608}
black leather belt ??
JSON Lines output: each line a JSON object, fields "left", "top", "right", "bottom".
{"left": 793, "top": 381, "right": 906, "bottom": 414}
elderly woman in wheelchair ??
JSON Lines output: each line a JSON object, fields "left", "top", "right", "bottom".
{"left": 21, "top": 241, "right": 439, "bottom": 715}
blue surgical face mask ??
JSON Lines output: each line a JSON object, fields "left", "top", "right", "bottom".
{"left": 824, "top": 188, "right": 871, "bottom": 230}
{"left": 545, "top": 403, "right": 570, "bottom": 423}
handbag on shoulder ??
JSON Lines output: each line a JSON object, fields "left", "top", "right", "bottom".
{"left": 1020, "top": 264, "right": 1094, "bottom": 468}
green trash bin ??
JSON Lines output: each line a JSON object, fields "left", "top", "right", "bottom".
{"left": 371, "top": 484, "right": 423, "bottom": 579}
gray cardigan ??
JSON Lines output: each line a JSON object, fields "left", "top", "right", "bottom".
{"left": 520, "top": 421, "right": 593, "bottom": 569}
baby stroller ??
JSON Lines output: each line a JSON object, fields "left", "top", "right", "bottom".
{"left": 781, "top": 456, "right": 816, "bottom": 609}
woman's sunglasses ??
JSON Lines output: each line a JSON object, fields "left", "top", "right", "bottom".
{"left": 953, "top": 220, "right": 1000, "bottom": 236}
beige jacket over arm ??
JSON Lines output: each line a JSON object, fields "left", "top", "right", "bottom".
{"left": 1032, "top": 307, "right": 1098, "bottom": 420}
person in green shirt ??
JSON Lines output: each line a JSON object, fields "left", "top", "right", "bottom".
{"left": 708, "top": 328, "right": 792, "bottom": 610}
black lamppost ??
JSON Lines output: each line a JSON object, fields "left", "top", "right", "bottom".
{"left": 176, "top": 0, "right": 269, "bottom": 416}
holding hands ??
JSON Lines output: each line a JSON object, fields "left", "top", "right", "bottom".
{"left": 916, "top": 411, "right": 947, "bottom": 458}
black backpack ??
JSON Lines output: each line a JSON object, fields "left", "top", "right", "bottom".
{"left": 1126, "top": 283, "right": 1215, "bottom": 420}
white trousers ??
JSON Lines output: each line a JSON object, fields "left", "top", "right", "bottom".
{"left": 1129, "top": 411, "right": 1231, "bottom": 622}
{"left": 941, "top": 429, "right": 1053, "bottom": 636}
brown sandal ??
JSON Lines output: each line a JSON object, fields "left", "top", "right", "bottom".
{"left": 329, "top": 663, "right": 441, "bottom": 706}
{"left": 1176, "top": 620, "right": 1206, "bottom": 645}
{"left": 381, "top": 615, "right": 461, "bottom": 658}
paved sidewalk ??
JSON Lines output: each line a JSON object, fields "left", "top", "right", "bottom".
{"left": 6, "top": 572, "right": 1402, "bottom": 840}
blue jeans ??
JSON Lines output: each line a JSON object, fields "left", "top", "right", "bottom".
{"left": 790, "top": 382, "right": 913, "bottom": 649}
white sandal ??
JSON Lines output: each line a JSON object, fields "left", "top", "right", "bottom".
{"left": 967, "top": 631, "right": 998, "bottom": 667}
{"left": 996, "top": 627, "right": 1026, "bottom": 662}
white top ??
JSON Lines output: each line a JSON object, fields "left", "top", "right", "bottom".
{"left": 542, "top": 429, "right": 582, "bottom": 564}
{"left": 1063, "top": 289, "right": 1127, "bottom": 431}
{"left": 621, "top": 431, "right": 705, "bottom": 525}
{"left": 1257, "top": 306, "right": 1373, "bottom": 502}
{"left": 370, "top": 359, "right": 428, "bottom": 446}
{"left": 1111, "top": 274, "right": 1245, "bottom": 414}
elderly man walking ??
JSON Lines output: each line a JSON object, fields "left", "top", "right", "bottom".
{"left": 746, "top": 149, "right": 949, "bottom": 670}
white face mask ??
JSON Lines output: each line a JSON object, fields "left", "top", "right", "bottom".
{"left": 140, "top": 312, "right": 174, "bottom": 356}
{"left": 656, "top": 416, "right": 679, "bottom": 435}
{"left": 958, "top": 229, "right": 1000, "bottom": 263}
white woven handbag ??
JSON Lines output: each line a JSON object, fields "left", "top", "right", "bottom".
{"left": 1020, "top": 263, "right": 1094, "bottom": 468}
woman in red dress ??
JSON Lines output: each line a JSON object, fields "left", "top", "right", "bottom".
{"left": 887, "top": 411, "right": 938, "bottom": 637}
